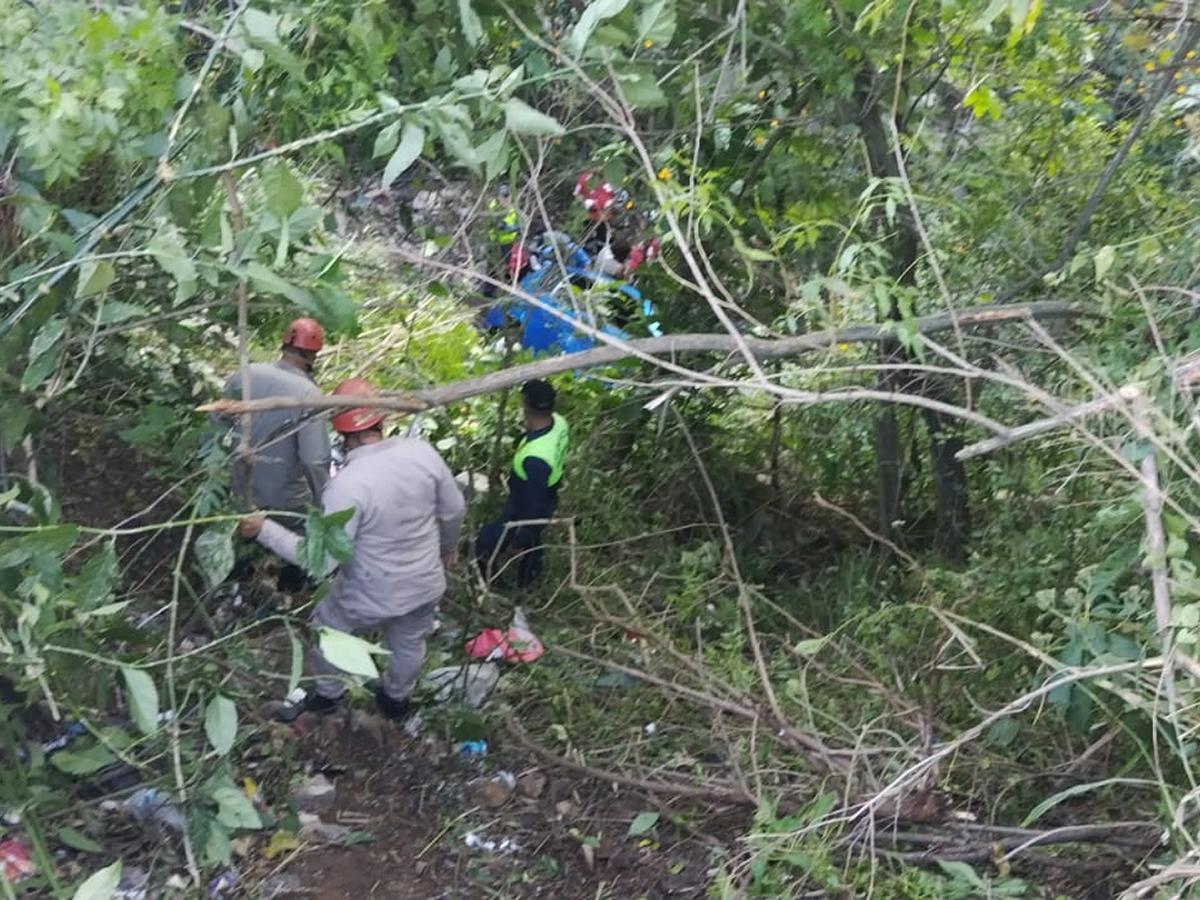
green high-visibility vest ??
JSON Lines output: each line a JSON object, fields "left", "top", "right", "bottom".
{"left": 512, "top": 413, "right": 569, "bottom": 486}
{"left": 488, "top": 201, "right": 519, "bottom": 246}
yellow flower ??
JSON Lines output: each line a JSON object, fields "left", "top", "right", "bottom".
{"left": 1168, "top": 31, "right": 1178, "bottom": 40}
{"left": 1146, "top": 62, "right": 1155, "bottom": 71}
{"left": 770, "top": 118, "right": 779, "bottom": 128}
{"left": 643, "top": 38, "right": 653, "bottom": 49}
{"left": 510, "top": 40, "right": 518, "bottom": 49}
{"left": 625, "top": 200, "right": 634, "bottom": 209}
{"left": 837, "top": 342, "right": 851, "bottom": 352}
{"left": 657, "top": 166, "right": 672, "bottom": 181}
{"left": 1177, "top": 71, "right": 1184, "bottom": 80}
{"left": 753, "top": 134, "right": 766, "bottom": 148}
{"left": 1179, "top": 84, "right": 1188, "bottom": 94}
{"left": 757, "top": 89, "right": 767, "bottom": 100}
{"left": 1189, "top": 50, "right": 1197, "bottom": 60}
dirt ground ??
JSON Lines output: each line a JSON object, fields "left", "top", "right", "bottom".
{"left": 237, "top": 701, "right": 722, "bottom": 900}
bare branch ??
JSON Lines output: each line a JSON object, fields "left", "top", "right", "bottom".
{"left": 199, "top": 300, "right": 1084, "bottom": 418}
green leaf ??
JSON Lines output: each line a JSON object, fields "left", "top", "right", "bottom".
{"left": 211, "top": 784, "right": 262, "bottom": 830}
{"left": 1020, "top": 777, "right": 1152, "bottom": 827}
{"left": 97, "top": 302, "right": 147, "bottom": 326}
{"left": 637, "top": 0, "right": 676, "bottom": 46}
{"left": 121, "top": 667, "right": 159, "bottom": 736}
{"left": 194, "top": 524, "right": 235, "bottom": 591}
{"left": 793, "top": 636, "right": 828, "bottom": 656}
{"left": 296, "top": 507, "right": 355, "bottom": 578}
{"left": 382, "top": 124, "right": 425, "bottom": 188}
{"left": 22, "top": 316, "right": 67, "bottom": 391}
{"left": 317, "top": 627, "right": 389, "bottom": 679}
{"left": 566, "top": 0, "right": 630, "bottom": 56}
{"left": 615, "top": 67, "right": 667, "bottom": 108}
{"left": 0, "top": 399, "right": 31, "bottom": 452}
{"left": 627, "top": 810, "right": 659, "bottom": 836}
{"left": 72, "top": 860, "right": 122, "bottom": 900}
{"left": 148, "top": 225, "right": 197, "bottom": 302}
{"left": 205, "top": 695, "right": 237, "bottom": 756}
{"left": 457, "top": 0, "right": 484, "bottom": 46}
{"left": 504, "top": 98, "right": 565, "bottom": 136}
{"left": 242, "top": 261, "right": 312, "bottom": 307}
{"left": 57, "top": 827, "right": 104, "bottom": 854}
{"left": 477, "top": 131, "right": 508, "bottom": 181}
{"left": 73, "top": 554, "right": 127, "bottom": 608}
{"left": 985, "top": 718, "right": 1020, "bottom": 747}
{"left": 937, "top": 860, "right": 984, "bottom": 887}
{"left": 205, "top": 820, "right": 231, "bottom": 865}
{"left": 52, "top": 743, "right": 118, "bottom": 776}
{"left": 1094, "top": 245, "right": 1116, "bottom": 283}
{"left": 963, "top": 84, "right": 1003, "bottom": 120}
{"left": 373, "top": 122, "right": 400, "bottom": 159}
{"left": 262, "top": 163, "right": 303, "bottom": 220}
{"left": 76, "top": 260, "right": 115, "bottom": 299}
{"left": 0, "top": 525, "right": 79, "bottom": 568}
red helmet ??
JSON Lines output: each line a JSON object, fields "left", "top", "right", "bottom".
{"left": 282, "top": 317, "right": 324, "bottom": 352}
{"left": 331, "top": 377, "right": 384, "bottom": 434}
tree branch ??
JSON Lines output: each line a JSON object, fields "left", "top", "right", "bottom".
{"left": 198, "top": 300, "right": 1085, "bottom": 418}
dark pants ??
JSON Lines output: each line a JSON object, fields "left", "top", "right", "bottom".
{"left": 475, "top": 521, "right": 546, "bottom": 588}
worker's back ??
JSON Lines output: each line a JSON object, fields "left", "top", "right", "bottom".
{"left": 220, "top": 361, "right": 330, "bottom": 513}
{"left": 324, "top": 437, "right": 465, "bottom": 619}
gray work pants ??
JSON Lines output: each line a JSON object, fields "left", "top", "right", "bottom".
{"left": 310, "top": 599, "right": 437, "bottom": 701}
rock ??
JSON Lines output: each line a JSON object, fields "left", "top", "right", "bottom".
{"left": 517, "top": 772, "right": 547, "bottom": 800}
{"left": 292, "top": 774, "right": 336, "bottom": 812}
{"left": 474, "top": 773, "right": 515, "bottom": 809}
{"left": 554, "top": 799, "right": 578, "bottom": 820}
{"left": 259, "top": 872, "right": 304, "bottom": 899}
{"left": 298, "top": 812, "right": 352, "bottom": 845}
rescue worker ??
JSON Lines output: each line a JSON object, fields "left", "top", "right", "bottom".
{"left": 240, "top": 378, "right": 466, "bottom": 721}
{"left": 219, "top": 317, "right": 331, "bottom": 592}
{"left": 482, "top": 185, "right": 520, "bottom": 298}
{"left": 475, "top": 380, "right": 568, "bottom": 587}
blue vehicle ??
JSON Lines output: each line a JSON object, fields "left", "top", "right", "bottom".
{"left": 481, "top": 234, "right": 662, "bottom": 354}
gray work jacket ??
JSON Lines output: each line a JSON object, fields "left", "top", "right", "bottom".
{"left": 220, "top": 360, "right": 331, "bottom": 514}
{"left": 257, "top": 436, "right": 466, "bottom": 618}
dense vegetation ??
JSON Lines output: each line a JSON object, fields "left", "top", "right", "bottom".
{"left": 2, "top": 0, "right": 1200, "bottom": 896}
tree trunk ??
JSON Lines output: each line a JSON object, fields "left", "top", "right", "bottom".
{"left": 923, "top": 408, "right": 969, "bottom": 564}
{"left": 856, "top": 74, "right": 970, "bottom": 561}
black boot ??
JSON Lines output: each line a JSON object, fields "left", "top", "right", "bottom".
{"left": 374, "top": 688, "right": 411, "bottom": 721}
{"left": 275, "top": 692, "right": 343, "bottom": 723}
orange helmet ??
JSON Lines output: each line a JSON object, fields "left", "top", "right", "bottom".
{"left": 331, "top": 378, "right": 384, "bottom": 434}
{"left": 282, "top": 317, "right": 324, "bottom": 352}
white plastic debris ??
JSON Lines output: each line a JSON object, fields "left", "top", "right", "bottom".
{"left": 462, "top": 832, "right": 519, "bottom": 854}
{"left": 422, "top": 662, "right": 500, "bottom": 709}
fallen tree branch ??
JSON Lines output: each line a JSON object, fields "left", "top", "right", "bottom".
{"left": 876, "top": 821, "right": 1161, "bottom": 865}
{"left": 505, "top": 715, "right": 757, "bottom": 806}
{"left": 956, "top": 385, "right": 1141, "bottom": 460}
{"left": 199, "top": 300, "right": 1084, "bottom": 418}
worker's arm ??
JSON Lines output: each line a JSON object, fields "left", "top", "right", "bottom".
{"left": 431, "top": 449, "right": 466, "bottom": 553}
{"left": 296, "top": 408, "right": 331, "bottom": 502}
{"left": 250, "top": 478, "right": 360, "bottom": 575}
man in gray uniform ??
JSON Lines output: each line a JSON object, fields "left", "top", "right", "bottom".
{"left": 240, "top": 377, "right": 465, "bottom": 721}
{"left": 220, "top": 317, "right": 331, "bottom": 592}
